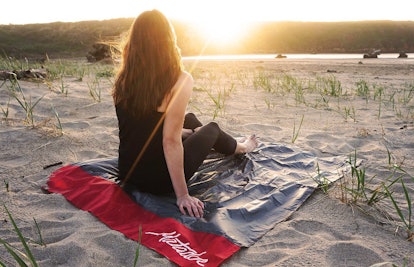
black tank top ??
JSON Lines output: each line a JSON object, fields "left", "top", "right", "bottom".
{"left": 116, "top": 105, "right": 174, "bottom": 195}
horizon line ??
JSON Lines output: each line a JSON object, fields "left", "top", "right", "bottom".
{"left": 2, "top": 17, "right": 414, "bottom": 26}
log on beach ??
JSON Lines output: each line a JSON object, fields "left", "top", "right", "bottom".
{"left": 0, "top": 70, "right": 16, "bottom": 80}
{"left": 0, "top": 68, "right": 48, "bottom": 80}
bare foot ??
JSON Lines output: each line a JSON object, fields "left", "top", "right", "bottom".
{"left": 235, "top": 135, "right": 258, "bottom": 154}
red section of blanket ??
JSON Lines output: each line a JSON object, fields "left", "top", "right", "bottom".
{"left": 47, "top": 165, "right": 239, "bottom": 267}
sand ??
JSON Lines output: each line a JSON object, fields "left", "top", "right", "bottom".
{"left": 1, "top": 57, "right": 413, "bottom": 266}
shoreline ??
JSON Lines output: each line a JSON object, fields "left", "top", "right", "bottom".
{"left": 183, "top": 53, "right": 414, "bottom": 61}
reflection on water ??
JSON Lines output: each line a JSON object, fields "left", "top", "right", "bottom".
{"left": 183, "top": 53, "right": 413, "bottom": 60}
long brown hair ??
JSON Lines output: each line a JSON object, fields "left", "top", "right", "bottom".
{"left": 112, "top": 9, "right": 182, "bottom": 118}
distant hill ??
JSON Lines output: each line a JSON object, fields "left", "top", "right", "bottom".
{"left": 0, "top": 18, "right": 413, "bottom": 59}
{"left": 0, "top": 18, "right": 133, "bottom": 59}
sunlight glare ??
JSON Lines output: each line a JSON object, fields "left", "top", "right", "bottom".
{"left": 194, "top": 19, "right": 249, "bottom": 46}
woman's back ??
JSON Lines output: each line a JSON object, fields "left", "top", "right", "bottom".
{"left": 116, "top": 106, "right": 172, "bottom": 194}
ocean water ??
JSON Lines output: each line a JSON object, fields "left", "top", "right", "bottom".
{"left": 183, "top": 53, "right": 413, "bottom": 61}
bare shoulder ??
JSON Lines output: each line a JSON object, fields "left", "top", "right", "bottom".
{"left": 179, "top": 71, "right": 193, "bottom": 86}
{"left": 172, "top": 71, "right": 193, "bottom": 94}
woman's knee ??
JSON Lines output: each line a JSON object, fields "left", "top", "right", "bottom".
{"left": 195, "top": 121, "right": 220, "bottom": 137}
{"left": 185, "top": 112, "right": 196, "bottom": 120}
{"left": 184, "top": 113, "right": 203, "bottom": 128}
{"left": 205, "top": 122, "right": 219, "bottom": 131}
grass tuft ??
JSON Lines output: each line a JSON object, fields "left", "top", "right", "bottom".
{"left": 6, "top": 77, "right": 45, "bottom": 127}
{"left": 291, "top": 114, "right": 304, "bottom": 143}
{"left": 133, "top": 225, "right": 142, "bottom": 267}
{"left": 0, "top": 205, "right": 39, "bottom": 267}
{"left": 383, "top": 167, "right": 413, "bottom": 241}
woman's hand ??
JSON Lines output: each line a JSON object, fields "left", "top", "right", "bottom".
{"left": 182, "top": 126, "right": 202, "bottom": 140}
{"left": 177, "top": 194, "right": 204, "bottom": 218}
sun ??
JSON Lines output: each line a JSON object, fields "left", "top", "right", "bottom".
{"left": 192, "top": 19, "right": 251, "bottom": 47}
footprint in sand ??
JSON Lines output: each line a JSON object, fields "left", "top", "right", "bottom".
{"left": 290, "top": 220, "right": 385, "bottom": 266}
{"left": 326, "top": 242, "right": 383, "bottom": 267}
{"left": 0, "top": 154, "right": 28, "bottom": 168}
{"left": 38, "top": 211, "right": 80, "bottom": 244}
{"left": 290, "top": 219, "right": 350, "bottom": 241}
{"left": 233, "top": 227, "right": 309, "bottom": 265}
{"left": 61, "top": 121, "right": 90, "bottom": 130}
{"left": 305, "top": 133, "right": 349, "bottom": 154}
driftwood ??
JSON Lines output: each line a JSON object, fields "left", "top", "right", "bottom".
{"left": 87, "top": 43, "right": 112, "bottom": 62}
{"left": 0, "top": 70, "right": 15, "bottom": 80}
{"left": 398, "top": 52, "right": 408, "bottom": 58}
{"left": 363, "top": 49, "right": 381, "bottom": 58}
{"left": 0, "top": 68, "right": 47, "bottom": 80}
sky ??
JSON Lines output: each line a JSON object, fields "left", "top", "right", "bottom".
{"left": 1, "top": 0, "right": 413, "bottom": 25}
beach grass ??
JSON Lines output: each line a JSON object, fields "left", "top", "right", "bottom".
{"left": 6, "top": 78, "right": 45, "bottom": 127}
{"left": 0, "top": 205, "right": 39, "bottom": 267}
{"left": 332, "top": 147, "right": 414, "bottom": 241}
{"left": 0, "top": 56, "right": 116, "bottom": 130}
{"left": 383, "top": 167, "right": 414, "bottom": 241}
{"left": 0, "top": 97, "right": 10, "bottom": 122}
{"left": 3, "top": 180, "right": 9, "bottom": 192}
{"left": 87, "top": 76, "right": 102, "bottom": 102}
{"left": 50, "top": 104, "right": 63, "bottom": 135}
{"left": 133, "top": 225, "right": 143, "bottom": 267}
{"left": 291, "top": 114, "right": 304, "bottom": 143}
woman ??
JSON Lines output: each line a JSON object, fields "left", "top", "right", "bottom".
{"left": 112, "top": 9, "right": 258, "bottom": 218}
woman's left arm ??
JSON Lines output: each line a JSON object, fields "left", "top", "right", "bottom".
{"left": 163, "top": 71, "right": 204, "bottom": 218}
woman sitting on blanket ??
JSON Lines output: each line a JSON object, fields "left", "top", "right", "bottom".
{"left": 112, "top": 9, "right": 258, "bottom": 218}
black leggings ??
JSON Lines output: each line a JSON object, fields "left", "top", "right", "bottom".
{"left": 182, "top": 113, "right": 237, "bottom": 180}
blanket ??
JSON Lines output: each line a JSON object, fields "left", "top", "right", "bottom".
{"left": 46, "top": 143, "right": 347, "bottom": 266}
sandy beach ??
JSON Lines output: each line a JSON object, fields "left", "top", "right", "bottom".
{"left": 1, "top": 57, "right": 413, "bottom": 266}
